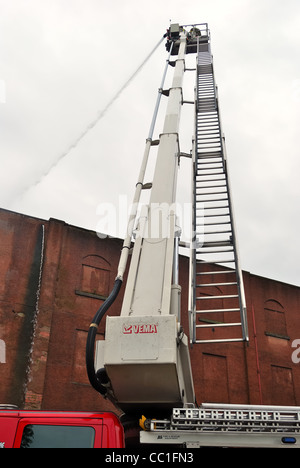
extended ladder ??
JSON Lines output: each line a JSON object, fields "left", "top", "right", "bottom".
{"left": 140, "top": 403, "right": 300, "bottom": 448}
{"left": 189, "top": 30, "right": 248, "bottom": 344}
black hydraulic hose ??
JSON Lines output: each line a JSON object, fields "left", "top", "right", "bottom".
{"left": 86, "top": 278, "right": 122, "bottom": 395}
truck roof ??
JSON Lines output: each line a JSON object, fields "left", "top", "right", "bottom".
{"left": 0, "top": 409, "right": 120, "bottom": 420}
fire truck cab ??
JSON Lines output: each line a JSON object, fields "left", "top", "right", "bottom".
{"left": 0, "top": 408, "right": 124, "bottom": 448}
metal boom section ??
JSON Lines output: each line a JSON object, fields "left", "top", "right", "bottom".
{"left": 94, "top": 26, "right": 196, "bottom": 415}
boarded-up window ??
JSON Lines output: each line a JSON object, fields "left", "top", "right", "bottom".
{"left": 79, "top": 255, "right": 110, "bottom": 298}
{"left": 271, "top": 365, "right": 296, "bottom": 406}
{"left": 264, "top": 299, "right": 287, "bottom": 338}
{"left": 203, "top": 353, "right": 229, "bottom": 403}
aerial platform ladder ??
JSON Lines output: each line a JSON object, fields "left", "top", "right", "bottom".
{"left": 189, "top": 27, "right": 249, "bottom": 344}
{"left": 139, "top": 25, "right": 299, "bottom": 449}
{"left": 86, "top": 22, "right": 299, "bottom": 448}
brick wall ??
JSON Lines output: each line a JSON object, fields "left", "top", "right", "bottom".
{"left": 0, "top": 208, "right": 299, "bottom": 411}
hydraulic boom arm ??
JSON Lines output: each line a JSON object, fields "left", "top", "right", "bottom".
{"left": 87, "top": 25, "right": 198, "bottom": 416}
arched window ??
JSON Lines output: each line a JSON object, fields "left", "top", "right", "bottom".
{"left": 264, "top": 299, "right": 288, "bottom": 338}
{"left": 78, "top": 255, "right": 111, "bottom": 299}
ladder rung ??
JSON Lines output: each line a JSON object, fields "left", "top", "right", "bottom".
{"left": 196, "top": 323, "right": 242, "bottom": 328}
{"left": 196, "top": 186, "right": 227, "bottom": 191}
{"left": 196, "top": 295, "right": 239, "bottom": 300}
{"left": 198, "top": 88, "right": 214, "bottom": 92}
{"left": 197, "top": 249, "right": 234, "bottom": 254}
{"left": 197, "top": 258, "right": 235, "bottom": 264}
{"left": 200, "top": 240, "right": 232, "bottom": 247}
{"left": 197, "top": 115, "right": 218, "bottom": 120}
{"left": 198, "top": 93, "right": 214, "bottom": 98}
{"left": 197, "top": 150, "right": 222, "bottom": 155}
{"left": 197, "top": 156, "right": 223, "bottom": 160}
{"left": 198, "top": 108, "right": 216, "bottom": 113}
{"left": 198, "top": 92, "right": 214, "bottom": 96}
{"left": 196, "top": 180, "right": 226, "bottom": 185}
{"left": 203, "top": 229, "right": 232, "bottom": 235}
{"left": 196, "top": 240, "right": 233, "bottom": 246}
{"left": 197, "top": 105, "right": 216, "bottom": 110}
{"left": 196, "top": 308, "right": 240, "bottom": 313}
{"left": 196, "top": 282, "right": 237, "bottom": 287}
{"left": 196, "top": 172, "right": 224, "bottom": 177}
{"left": 198, "top": 98, "right": 215, "bottom": 103}
{"left": 198, "top": 76, "right": 214, "bottom": 81}
{"left": 198, "top": 105, "right": 216, "bottom": 110}
{"left": 197, "top": 160, "right": 223, "bottom": 164}
{"left": 202, "top": 221, "right": 231, "bottom": 226}
{"left": 198, "top": 81, "right": 214, "bottom": 86}
{"left": 197, "top": 213, "right": 229, "bottom": 219}
{"left": 196, "top": 190, "right": 227, "bottom": 196}
{"left": 197, "top": 124, "right": 219, "bottom": 129}
{"left": 198, "top": 136, "right": 220, "bottom": 141}
{"left": 197, "top": 148, "right": 220, "bottom": 152}
{"left": 198, "top": 96, "right": 215, "bottom": 100}
{"left": 198, "top": 82, "right": 214, "bottom": 86}
{"left": 197, "top": 161, "right": 222, "bottom": 166}
{"left": 197, "top": 127, "right": 218, "bottom": 131}
{"left": 198, "top": 70, "right": 213, "bottom": 75}
{"left": 197, "top": 154, "right": 222, "bottom": 159}
{"left": 197, "top": 171, "right": 224, "bottom": 176}
{"left": 199, "top": 205, "right": 229, "bottom": 210}
{"left": 197, "top": 153, "right": 222, "bottom": 158}
{"left": 196, "top": 270, "right": 236, "bottom": 275}
{"left": 196, "top": 199, "right": 228, "bottom": 204}
{"left": 197, "top": 158, "right": 222, "bottom": 164}
{"left": 195, "top": 338, "right": 244, "bottom": 344}
{"left": 197, "top": 240, "right": 232, "bottom": 245}
{"left": 197, "top": 115, "right": 220, "bottom": 120}
{"left": 198, "top": 114, "right": 218, "bottom": 118}
{"left": 197, "top": 151, "right": 222, "bottom": 156}
{"left": 196, "top": 188, "right": 227, "bottom": 194}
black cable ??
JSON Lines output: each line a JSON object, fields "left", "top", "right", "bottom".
{"left": 86, "top": 278, "right": 122, "bottom": 395}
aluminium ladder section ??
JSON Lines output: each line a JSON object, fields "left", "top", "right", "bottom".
{"left": 190, "top": 38, "right": 248, "bottom": 344}
{"left": 140, "top": 404, "right": 300, "bottom": 447}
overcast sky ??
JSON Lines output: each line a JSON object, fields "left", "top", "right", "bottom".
{"left": 0, "top": 0, "right": 299, "bottom": 287}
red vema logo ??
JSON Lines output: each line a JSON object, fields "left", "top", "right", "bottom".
{"left": 123, "top": 324, "right": 158, "bottom": 334}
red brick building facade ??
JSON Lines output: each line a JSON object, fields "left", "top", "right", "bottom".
{"left": 0, "top": 208, "right": 299, "bottom": 413}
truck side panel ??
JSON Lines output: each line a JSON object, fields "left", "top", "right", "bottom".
{"left": 0, "top": 417, "right": 19, "bottom": 448}
{"left": 0, "top": 411, "right": 125, "bottom": 448}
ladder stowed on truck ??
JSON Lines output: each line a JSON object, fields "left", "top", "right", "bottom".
{"left": 85, "top": 23, "right": 300, "bottom": 448}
